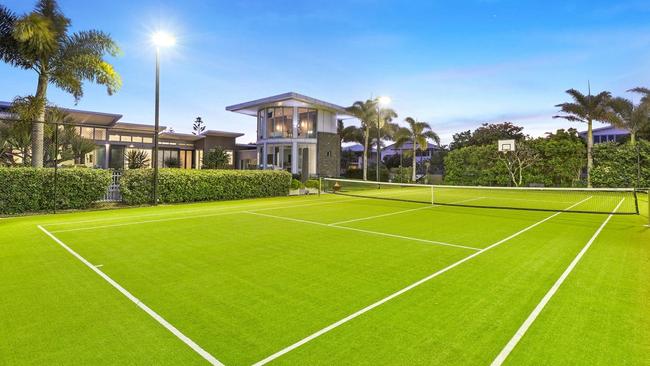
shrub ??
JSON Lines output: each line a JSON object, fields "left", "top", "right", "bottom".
{"left": 164, "top": 157, "right": 180, "bottom": 168}
{"left": 304, "top": 179, "right": 320, "bottom": 189}
{"left": 290, "top": 178, "right": 303, "bottom": 190}
{"left": 126, "top": 150, "right": 150, "bottom": 169}
{"left": 0, "top": 167, "right": 111, "bottom": 214}
{"left": 344, "top": 167, "right": 389, "bottom": 182}
{"left": 203, "top": 147, "right": 230, "bottom": 169}
{"left": 120, "top": 169, "right": 292, "bottom": 205}
{"left": 592, "top": 141, "right": 650, "bottom": 188}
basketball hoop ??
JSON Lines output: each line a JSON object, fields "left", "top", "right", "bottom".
{"left": 498, "top": 139, "right": 515, "bottom": 153}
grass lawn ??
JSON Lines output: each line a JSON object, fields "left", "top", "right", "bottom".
{"left": 0, "top": 191, "right": 648, "bottom": 365}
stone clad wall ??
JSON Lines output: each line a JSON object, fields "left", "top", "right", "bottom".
{"left": 317, "top": 132, "right": 340, "bottom": 177}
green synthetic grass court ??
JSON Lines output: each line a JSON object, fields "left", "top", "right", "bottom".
{"left": 1, "top": 191, "right": 649, "bottom": 365}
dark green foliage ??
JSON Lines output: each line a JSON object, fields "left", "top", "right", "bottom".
{"left": 125, "top": 149, "right": 150, "bottom": 169}
{"left": 120, "top": 169, "right": 291, "bottom": 205}
{"left": 192, "top": 116, "right": 205, "bottom": 135}
{"left": 443, "top": 144, "right": 510, "bottom": 186}
{"left": 444, "top": 130, "right": 587, "bottom": 187}
{"left": 450, "top": 122, "right": 525, "bottom": 150}
{"left": 345, "top": 167, "right": 389, "bottom": 182}
{"left": 290, "top": 178, "right": 303, "bottom": 190}
{"left": 0, "top": 167, "right": 110, "bottom": 214}
{"left": 383, "top": 153, "right": 410, "bottom": 169}
{"left": 591, "top": 140, "right": 650, "bottom": 188}
{"left": 164, "top": 157, "right": 180, "bottom": 168}
{"left": 304, "top": 179, "right": 320, "bottom": 189}
{"left": 202, "top": 147, "right": 230, "bottom": 169}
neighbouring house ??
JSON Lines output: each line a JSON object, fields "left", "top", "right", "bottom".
{"left": 0, "top": 101, "right": 253, "bottom": 169}
{"left": 342, "top": 143, "right": 364, "bottom": 170}
{"left": 579, "top": 125, "right": 630, "bottom": 144}
{"left": 381, "top": 141, "right": 439, "bottom": 162}
{"left": 226, "top": 92, "right": 347, "bottom": 177}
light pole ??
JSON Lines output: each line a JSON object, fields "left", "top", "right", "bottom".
{"left": 376, "top": 96, "right": 391, "bottom": 182}
{"left": 151, "top": 31, "right": 175, "bottom": 205}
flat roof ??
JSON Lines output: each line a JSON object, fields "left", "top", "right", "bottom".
{"left": 202, "top": 130, "right": 245, "bottom": 138}
{"left": 0, "top": 101, "right": 122, "bottom": 126}
{"left": 226, "top": 92, "right": 348, "bottom": 116}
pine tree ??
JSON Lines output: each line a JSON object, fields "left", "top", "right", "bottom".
{"left": 193, "top": 116, "right": 205, "bottom": 135}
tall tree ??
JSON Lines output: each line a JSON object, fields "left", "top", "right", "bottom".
{"left": 192, "top": 116, "right": 205, "bottom": 135}
{"left": 394, "top": 117, "right": 440, "bottom": 182}
{"left": 0, "top": 0, "right": 121, "bottom": 167}
{"left": 608, "top": 97, "right": 650, "bottom": 146}
{"left": 553, "top": 88, "right": 617, "bottom": 187}
{"left": 346, "top": 99, "right": 377, "bottom": 180}
{"left": 450, "top": 122, "right": 524, "bottom": 149}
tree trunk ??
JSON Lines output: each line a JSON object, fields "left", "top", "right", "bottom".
{"left": 630, "top": 132, "right": 636, "bottom": 146}
{"left": 586, "top": 119, "right": 593, "bottom": 188}
{"left": 31, "top": 73, "right": 48, "bottom": 168}
{"left": 412, "top": 146, "right": 417, "bottom": 182}
{"left": 363, "top": 128, "right": 369, "bottom": 181}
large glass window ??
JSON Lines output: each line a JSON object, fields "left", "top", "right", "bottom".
{"left": 109, "top": 145, "right": 125, "bottom": 169}
{"left": 298, "top": 108, "right": 317, "bottom": 138}
{"left": 158, "top": 149, "right": 180, "bottom": 168}
{"left": 265, "top": 107, "right": 293, "bottom": 138}
{"left": 94, "top": 128, "right": 107, "bottom": 140}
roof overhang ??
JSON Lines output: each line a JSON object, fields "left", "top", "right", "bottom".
{"left": 201, "top": 130, "right": 245, "bottom": 138}
{"left": 226, "top": 92, "right": 348, "bottom": 117}
{"left": 0, "top": 101, "right": 122, "bottom": 127}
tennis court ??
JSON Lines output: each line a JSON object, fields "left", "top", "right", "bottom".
{"left": 2, "top": 180, "right": 649, "bottom": 365}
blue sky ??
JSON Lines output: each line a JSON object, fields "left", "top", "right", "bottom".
{"left": 1, "top": 0, "right": 650, "bottom": 144}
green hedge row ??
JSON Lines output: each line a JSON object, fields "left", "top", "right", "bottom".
{"left": 120, "top": 169, "right": 292, "bottom": 205}
{"left": 0, "top": 168, "right": 111, "bottom": 214}
{"left": 592, "top": 141, "right": 650, "bottom": 188}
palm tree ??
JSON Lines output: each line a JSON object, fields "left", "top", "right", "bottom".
{"left": 553, "top": 88, "right": 617, "bottom": 187}
{"left": 608, "top": 97, "right": 650, "bottom": 146}
{"left": 394, "top": 117, "right": 440, "bottom": 182}
{"left": 346, "top": 99, "right": 378, "bottom": 180}
{"left": 0, "top": 0, "right": 121, "bottom": 167}
{"left": 628, "top": 87, "right": 650, "bottom": 103}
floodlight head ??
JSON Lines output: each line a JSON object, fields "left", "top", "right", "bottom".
{"left": 152, "top": 31, "right": 176, "bottom": 47}
{"left": 377, "top": 96, "right": 391, "bottom": 107}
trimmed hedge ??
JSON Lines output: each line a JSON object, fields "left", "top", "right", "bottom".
{"left": 120, "top": 169, "right": 292, "bottom": 205}
{"left": 0, "top": 168, "right": 111, "bottom": 214}
{"left": 592, "top": 141, "right": 650, "bottom": 188}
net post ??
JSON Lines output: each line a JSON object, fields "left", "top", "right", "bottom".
{"left": 318, "top": 177, "right": 322, "bottom": 197}
{"left": 430, "top": 185, "right": 434, "bottom": 205}
{"left": 646, "top": 190, "right": 650, "bottom": 227}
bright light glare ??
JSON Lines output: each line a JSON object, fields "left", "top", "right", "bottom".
{"left": 152, "top": 31, "right": 176, "bottom": 47}
{"left": 377, "top": 96, "right": 391, "bottom": 106}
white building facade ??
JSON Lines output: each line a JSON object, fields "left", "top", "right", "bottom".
{"left": 227, "top": 92, "right": 346, "bottom": 177}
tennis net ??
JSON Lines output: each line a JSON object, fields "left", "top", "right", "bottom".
{"left": 321, "top": 178, "right": 639, "bottom": 215}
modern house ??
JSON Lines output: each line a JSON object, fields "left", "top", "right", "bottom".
{"left": 381, "top": 141, "right": 440, "bottom": 162}
{"left": 0, "top": 101, "right": 253, "bottom": 169}
{"left": 579, "top": 125, "right": 630, "bottom": 144}
{"left": 226, "top": 92, "right": 346, "bottom": 177}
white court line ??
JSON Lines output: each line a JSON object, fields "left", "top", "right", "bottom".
{"left": 48, "top": 197, "right": 361, "bottom": 234}
{"left": 489, "top": 197, "right": 624, "bottom": 366}
{"left": 251, "top": 196, "right": 593, "bottom": 366}
{"left": 37, "top": 225, "right": 224, "bottom": 366}
{"left": 246, "top": 211, "right": 481, "bottom": 251}
{"left": 42, "top": 196, "right": 351, "bottom": 227}
{"left": 328, "top": 197, "right": 486, "bottom": 226}
{"left": 328, "top": 206, "right": 434, "bottom": 226}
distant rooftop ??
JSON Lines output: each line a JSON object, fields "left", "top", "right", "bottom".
{"left": 226, "top": 92, "right": 348, "bottom": 116}
{"left": 0, "top": 101, "right": 122, "bottom": 126}
{"left": 0, "top": 100, "right": 244, "bottom": 141}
